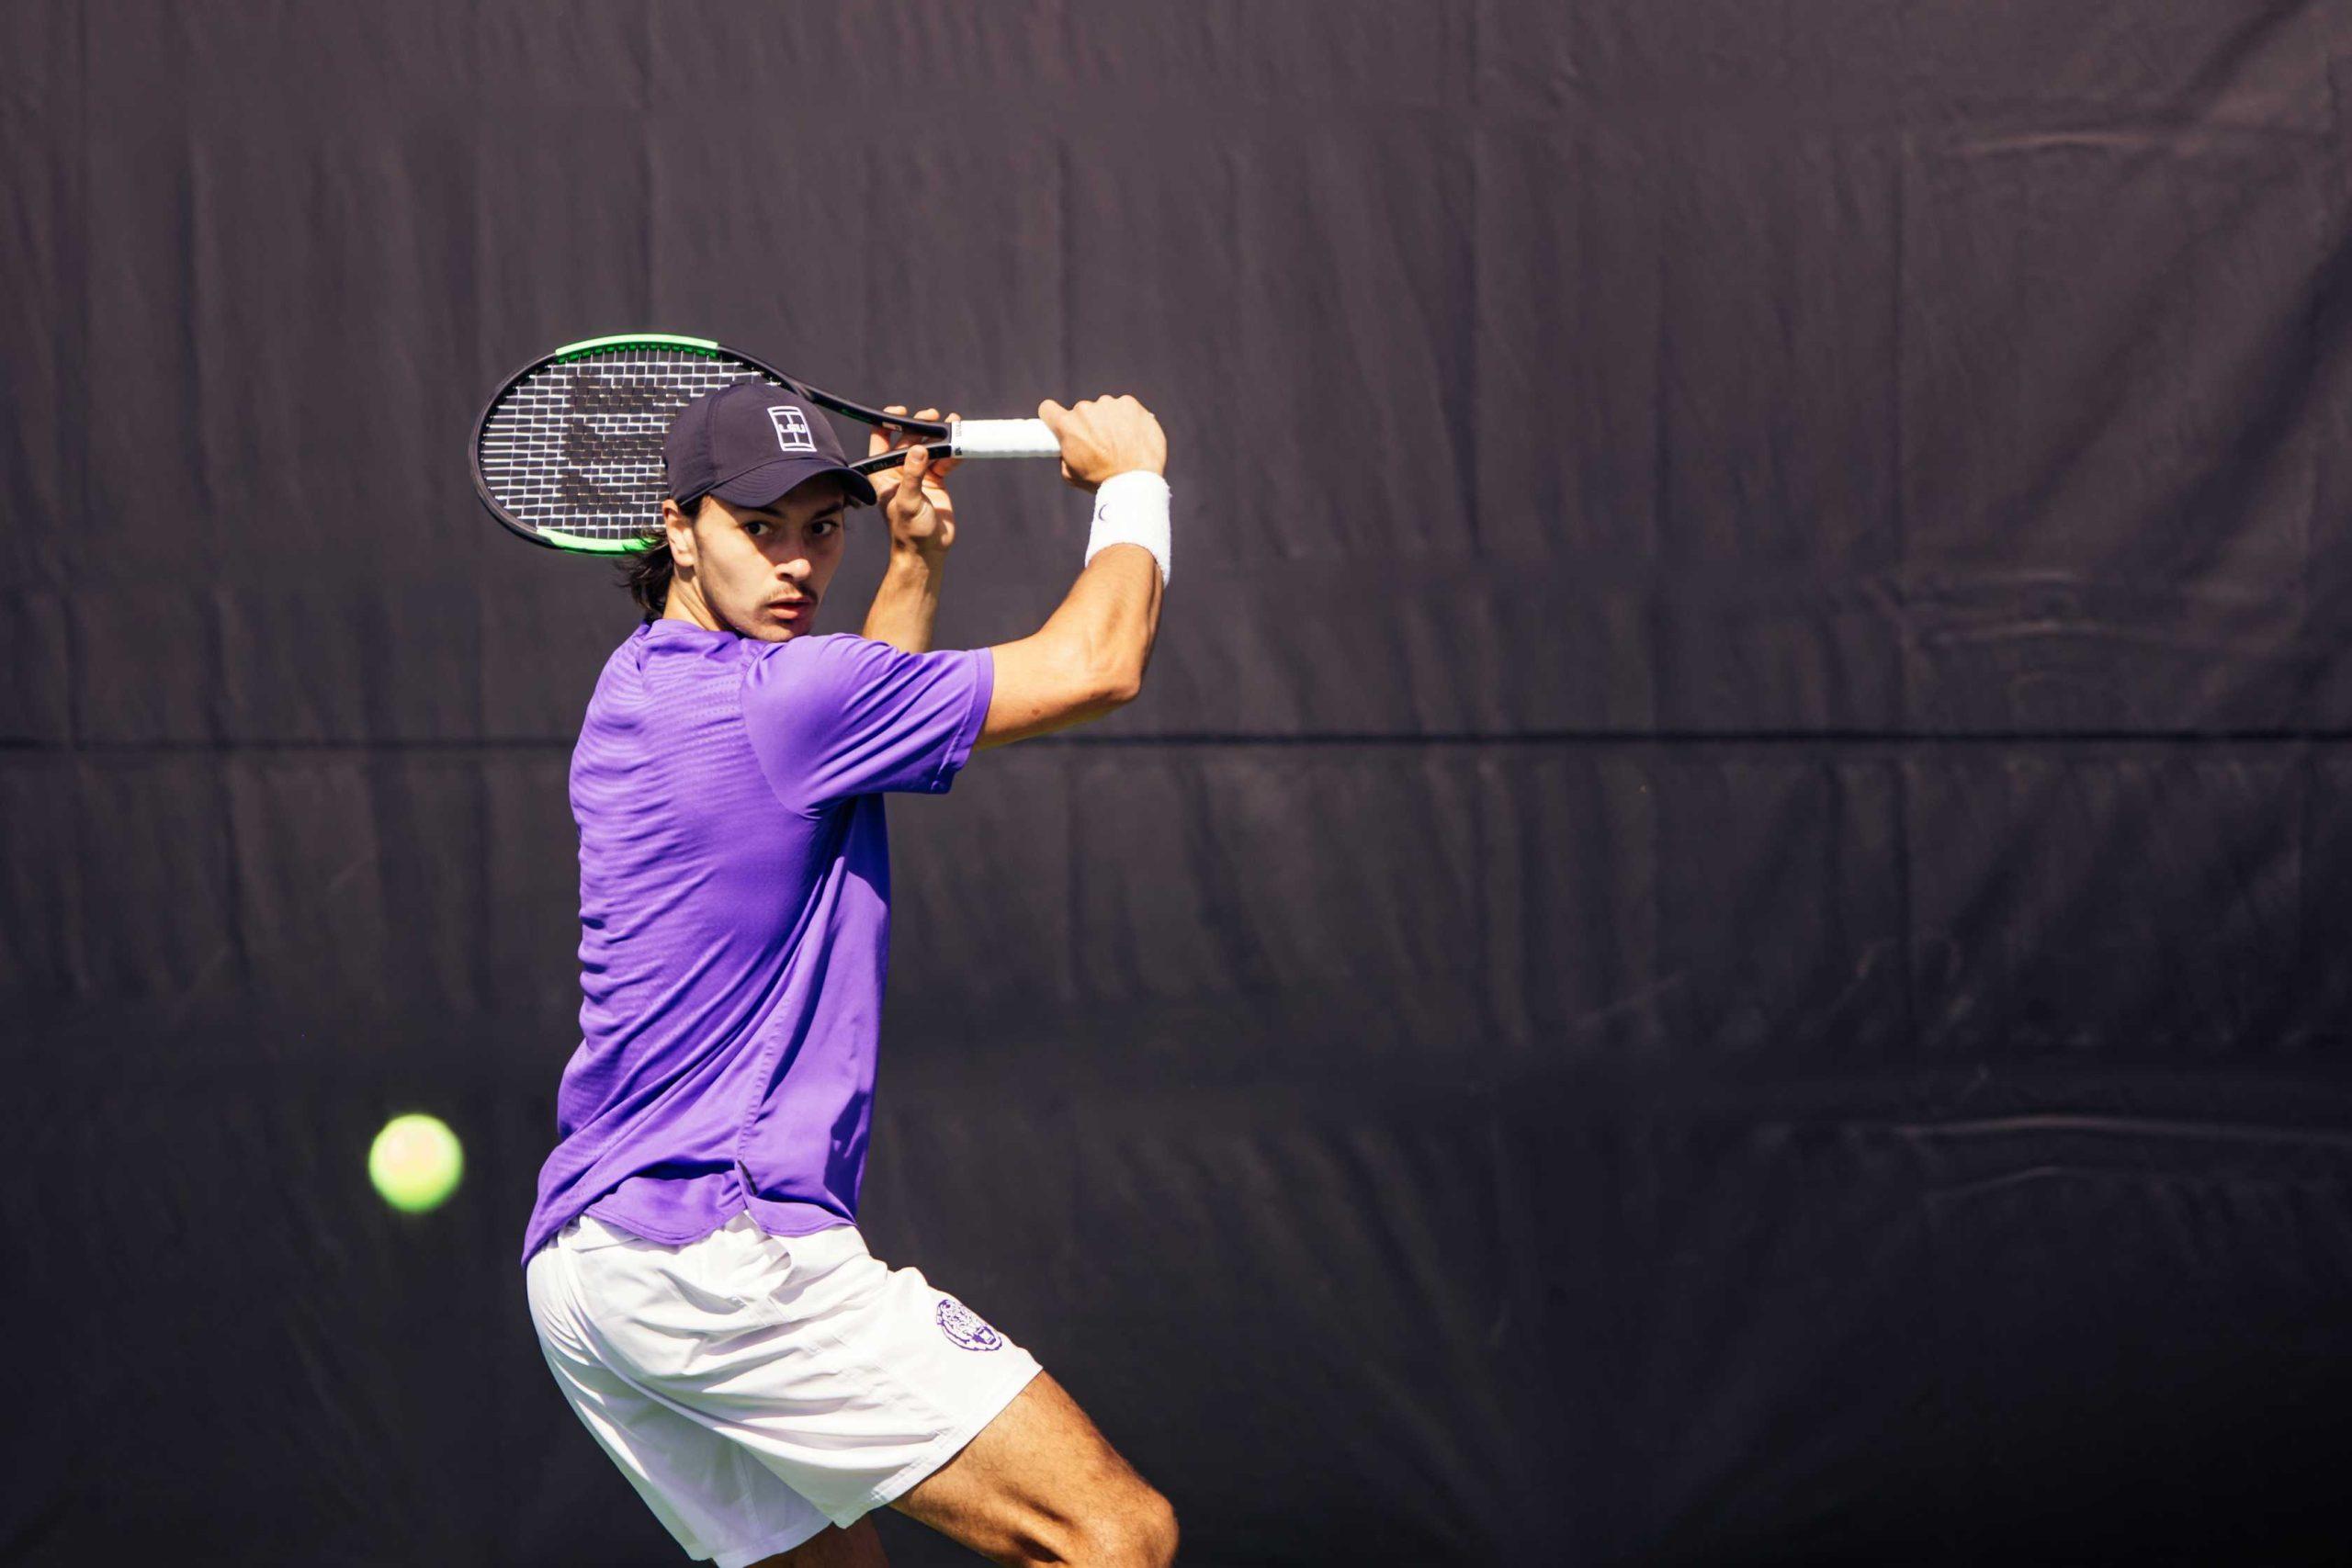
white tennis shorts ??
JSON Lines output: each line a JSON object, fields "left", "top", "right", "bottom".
{"left": 526, "top": 1210, "right": 1043, "bottom": 1566}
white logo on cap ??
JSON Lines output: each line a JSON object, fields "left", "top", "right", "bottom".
{"left": 768, "top": 406, "right": 817, "bottom": 454}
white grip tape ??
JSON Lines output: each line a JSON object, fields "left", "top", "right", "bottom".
{"left": 1085, "top": 470, "right": 1170, "bottom": 587}
{"left": 949, "top": 418, "right": 1062, "bottom": 459}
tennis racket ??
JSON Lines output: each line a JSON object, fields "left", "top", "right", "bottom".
{"left": 472, "top": 333, "right": 1061, "bottom": 553}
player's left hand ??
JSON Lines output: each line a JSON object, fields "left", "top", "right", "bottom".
{"left": 869, "top": 405, "right": 958, "bottom": 558}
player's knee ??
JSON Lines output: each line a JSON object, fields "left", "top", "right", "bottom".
{"left": 1132, "top": 1487, "right": 1178, "bottom": 1568}
{"left": 1039, "top": 1486, "right": 1175, "bottom": 1568}
{"left": 1093, "top": 1487, "right": 1177, "bottom": 1568}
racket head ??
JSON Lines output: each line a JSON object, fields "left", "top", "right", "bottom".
{"left": 472, "top": 333, "right": 796, "bottom": 552}
{"left": 472, "top": 333, "right": 968, "bottom": 553}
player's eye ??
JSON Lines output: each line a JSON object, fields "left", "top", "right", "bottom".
{"left": 812, "top": 518, "right": 842, "bottom": 537}
{"left": 742, "top": 518, "right": 770, "bottom": 536}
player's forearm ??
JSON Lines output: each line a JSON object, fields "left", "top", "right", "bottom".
{"left": 861, "top": 546, "right": 944, "bottom": 652}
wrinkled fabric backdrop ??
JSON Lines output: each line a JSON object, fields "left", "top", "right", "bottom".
{"left": 6, "top": 4, "right": 2351, "bottom": 1564}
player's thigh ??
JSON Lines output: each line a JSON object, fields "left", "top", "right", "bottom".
{"left": 888, "top": 1370, "right": 1174, "bottom": 1565}
{"left": 750, "top": 1516, "right": 889, "bottom": 1568}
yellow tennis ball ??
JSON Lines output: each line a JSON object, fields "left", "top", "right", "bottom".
{"left": 369, "top": 1113, "right": 464, "bottom": 1213}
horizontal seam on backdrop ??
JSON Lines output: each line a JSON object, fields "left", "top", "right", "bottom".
{"left": 17, "top": 729, "right": 2352, "bottom": 753}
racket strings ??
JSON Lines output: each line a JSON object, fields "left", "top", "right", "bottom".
{"left": 477, "top": 345, "right": 779, "bottom": 539}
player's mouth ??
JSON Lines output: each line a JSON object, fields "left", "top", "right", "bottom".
{"left": 772, "top": 598, "right": 814, "bottom": 616}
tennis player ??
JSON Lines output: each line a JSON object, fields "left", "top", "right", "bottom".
{"left": 522, "top": 381, "right": 1176, "bottom": 1568}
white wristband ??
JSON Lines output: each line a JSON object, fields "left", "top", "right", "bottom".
{"left": 1084, "top": 470, "right": 1171, "bottom": 587}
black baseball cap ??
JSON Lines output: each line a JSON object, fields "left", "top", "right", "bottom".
{"left": 664, "top": 381, "right": 878, "bottom": 512}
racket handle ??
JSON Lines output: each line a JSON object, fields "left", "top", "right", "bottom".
{"left": 950, "top": 418, "right": 1061, "bottom": 460}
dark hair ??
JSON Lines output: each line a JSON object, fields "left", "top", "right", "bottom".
{"left": 622, "top": 497, "right": 696, "bottom": 620}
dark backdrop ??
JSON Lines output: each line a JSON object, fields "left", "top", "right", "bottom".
{"left": 6, "top": 4, "right": 2352, "bottom": 1564}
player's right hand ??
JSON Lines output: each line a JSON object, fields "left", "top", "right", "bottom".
{"left": 1036, "top": 395, "right": 1167, "bottom": 492}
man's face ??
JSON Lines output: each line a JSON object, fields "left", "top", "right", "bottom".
{"left": 662, "top": 477, "right": 852, "bottom": 642}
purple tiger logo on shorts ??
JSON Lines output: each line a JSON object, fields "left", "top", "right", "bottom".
{"left": 935, "top": 1298, "right": 1004, "bottom": 1352}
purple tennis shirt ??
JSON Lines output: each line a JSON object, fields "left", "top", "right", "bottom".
{"left": 519, "top": 619, "right": 994, "bottom": 1268}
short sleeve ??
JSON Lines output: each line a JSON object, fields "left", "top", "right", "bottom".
{"left": 741, "top": 635, "right": 994, "bottom": 810}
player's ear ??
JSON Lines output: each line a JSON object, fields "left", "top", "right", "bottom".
{"left": 662, "top": 496, "right": 698, "bottom": 565}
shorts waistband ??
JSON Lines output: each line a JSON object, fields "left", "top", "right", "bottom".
{"left": 561, "top": 1208, "right": 856, "bottom": 1255}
